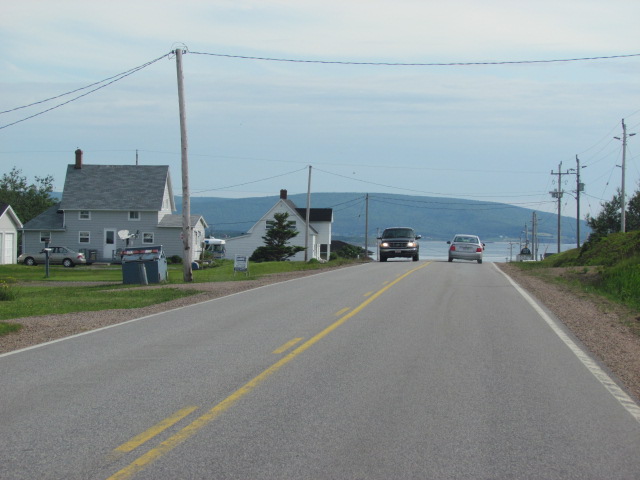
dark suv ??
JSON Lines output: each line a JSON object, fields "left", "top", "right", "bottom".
{"left": 378, "top": 227, "right": 421, "bottom": 262}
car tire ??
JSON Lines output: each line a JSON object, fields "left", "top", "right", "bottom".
{"left": 62, "top": 258, "right": 74, "bottom": 268}
{"left": 448, "top": 257, "right": 453, "bottom": 262}
{"left": 380, "top": 255, "right": 387, "bottom": 262}
{"left": 477, "top": 258, "right": 483, "bottom": 264}
{"left": 24, "top": 257, "right": 36, "bottom": 266}
{"left": 413, "top": 254, "right": 419, "bottom": 261}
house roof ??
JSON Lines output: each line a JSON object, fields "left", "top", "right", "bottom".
{"left": 295, "top": 207, "right": 333, "bottom": 222}
{"left": 0, "top": 204, "right": 23, "bottom": 228}
{"left": 60, "top": 164, "right": 173, "bottom": 211}
{"left": 22, "top": 203, "right": 64, "bottom": 231}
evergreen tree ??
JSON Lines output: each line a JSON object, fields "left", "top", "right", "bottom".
{"left": 250, "top": 212, "right": 306, "bottom": 262}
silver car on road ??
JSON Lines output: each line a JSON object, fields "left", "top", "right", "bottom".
{"left": 447, "top": 234, "right": 485, "bottom": 264}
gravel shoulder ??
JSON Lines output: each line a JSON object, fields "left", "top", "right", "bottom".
{"left": 2, "top": 262, "right": 640, "bottom": 403}
{"left": 497, "top": 262, "right": 640, "bottom": 402}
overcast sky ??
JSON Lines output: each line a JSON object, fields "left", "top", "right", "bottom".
{"left": 2, "top": 1, "right": 639, "bottom": 219}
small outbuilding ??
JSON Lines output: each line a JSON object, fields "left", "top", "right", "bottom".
{"left": 0, "top": 204, "right": 23, "bottom": 264}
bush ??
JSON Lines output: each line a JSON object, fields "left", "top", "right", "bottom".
{"left": 167, "top": 255, "right": 182, "bottom": 264}
{"left": 250, "top": 245, "right": 304, "bottom": 262}
{"left": 334, "top": 244, "right": 365, "bottom": 259}
{"left": 0, "top": 280, "right": 17, "bottom": 301}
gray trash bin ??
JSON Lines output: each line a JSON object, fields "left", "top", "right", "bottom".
{"left": 121, "top": 245, "right": 168, "bottom": 284}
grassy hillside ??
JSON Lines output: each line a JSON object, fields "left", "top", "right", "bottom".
{"left": 517, "top": 231, "right": 640, "bottom": 311}
{"left": 178, "top": 192, "right": 588, "bottom": 243}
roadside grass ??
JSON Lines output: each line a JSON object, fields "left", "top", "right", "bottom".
{"left": 167, "top": 257, "right": 357, "bottom": 283}
{"left": 0, "top": 257, "right": 363, "bottom": 331}
{"left": 0, "top": 285, "right": 201, "bottom": 321}
{"left": 1, "top": 257, "right": 357, "bottom": 284}
{"left": 0, "top": 321, "right": 22, "bottom": 335}
{"left": 509, "top": 231, "right": 640, "bottom": 317}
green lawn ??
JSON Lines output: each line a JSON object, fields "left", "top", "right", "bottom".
{"left": 0, "top": 258, "right": 360, "bottom": 328}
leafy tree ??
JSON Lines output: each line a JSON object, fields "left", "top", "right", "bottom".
{"left": 585, "top": 189, "right": 622, "bottom": 237}
{"left": 0, "top": 167, "right": 56, "bottom": 223}
{"left": 250, "top": 212, "right": 305, "bottom": 262}
{"left": 626, "top": 186, "right": 640, "bottom": 232}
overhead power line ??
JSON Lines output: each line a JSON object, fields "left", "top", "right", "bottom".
{"left": 0, "top": 52, "right": 172, "bottom": 130}
{"left": 190, "top": 51, "right": 640, "bottom": 66}
{"left": 2, "top": 48, "right": 637, "bottom": 131}
{"left": 192, "top": 167, "right": 307, "bottom": 194}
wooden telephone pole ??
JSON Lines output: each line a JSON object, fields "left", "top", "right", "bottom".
{"left": 614, "top": 119, "right": 636, "bottom": 232}
{"left": 175, "top": 47, "right": 193, "bottom": 282}
{"left": 550, "top": 162, "right": 569, "bottom": 254}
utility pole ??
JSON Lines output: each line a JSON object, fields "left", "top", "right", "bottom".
{"left": 567, "top": 156, "right": 586, "bottom": 248}
{"left": 550, "top": 162, "right": 569, "bottom": 254}
{"left": 573, "top": 155, "right": 585, "bottom": 248}
{"left": 175, "top": 47, "right": 192, "bottom": 282}
{"left": 304, "top": 165, "right": 311, "bottom": 262}
{"left": 614, "top": 119, "right": 636, "bottom": 232}
{"left": 364, "top": 193, "right": 369, "bottom": 260}
{"left": 532, "top": 212, "right": 538, "bottom": 260}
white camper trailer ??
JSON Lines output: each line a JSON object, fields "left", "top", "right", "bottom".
{"left": 203, "top": 237, "right": 226, "bottom": 259}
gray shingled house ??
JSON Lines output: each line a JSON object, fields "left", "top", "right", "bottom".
{"left": 21, "top": 150, "right": 207, "bottom": 262}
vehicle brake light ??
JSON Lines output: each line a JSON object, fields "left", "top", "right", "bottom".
{"left": 449, "top": 245, "right": 456, "bottom": 251}
{"left": 476, "top": 247, "right": 483, "bottom": 252}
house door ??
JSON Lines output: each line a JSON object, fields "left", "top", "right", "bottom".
{"left": 104, "top": 229, "right": 116, "bottom": 261}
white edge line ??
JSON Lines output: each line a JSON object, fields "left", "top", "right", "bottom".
{"left": 494, "top": 263, "right": 640, "bottom": 423}
{"left": 0, "top": 267, "right": 353, "bottom": 359}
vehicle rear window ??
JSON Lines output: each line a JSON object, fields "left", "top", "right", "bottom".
{"left": 454, "top": 236, "right": 477, "bottom": 243}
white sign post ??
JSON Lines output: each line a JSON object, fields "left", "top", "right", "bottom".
{"left": 234, "top": 254, "right": 249, "bottom": 276}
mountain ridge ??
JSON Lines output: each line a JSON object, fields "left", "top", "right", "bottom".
{"left": 175, "top": 192, "right": 589, "bottom": 244}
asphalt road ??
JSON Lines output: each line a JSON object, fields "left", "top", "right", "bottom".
{"left": 1, "top": 261, "right": 639, "bottom": 479}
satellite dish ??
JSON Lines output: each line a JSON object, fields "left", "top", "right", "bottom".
{"left": 118, "top": 230, "right": 130, "bottom": 240}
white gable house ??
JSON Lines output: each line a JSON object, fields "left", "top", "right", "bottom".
{"left": 225, "top": 189, "right": 333, "bottom": 262}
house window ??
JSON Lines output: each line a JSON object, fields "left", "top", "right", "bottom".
{"left": 79, "top": 231, "right": 90, "bottom": 243}
{"left": 79, "top": 211, "right": 91, "bottom": 220}
{"left": 142, "top": 233, "right": 154, "bottom": 244}
{"left": 40, "top": 232, "right": 51, "bottom": 243}
{"left": 129, "top": 211, "right": 140, "bottom": 221}
{"left": 266, "top": 220, "right": 296, "bottom": 230}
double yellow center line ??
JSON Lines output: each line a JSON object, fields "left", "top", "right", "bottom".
{"left": 107, "top": 262, "right": 430, "bottom": 479}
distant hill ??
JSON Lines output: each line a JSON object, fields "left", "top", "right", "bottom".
{"left": 175, "top": 192, "right": 589, "bottom": 244}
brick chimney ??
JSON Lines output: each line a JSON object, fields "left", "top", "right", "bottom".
{"left": 74, "top": 148, "right": 83, "bottom": 169}
{"left": 280, "top": 189, "right": 287, "bottom": 199}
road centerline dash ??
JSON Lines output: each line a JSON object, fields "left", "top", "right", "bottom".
{"left": 106, "top": 262, "right": 431, "bottom": 480}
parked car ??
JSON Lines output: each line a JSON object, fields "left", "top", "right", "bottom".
{"left": 18, "top": 246, "right": 87, "bottom": 267}
{"left": 378, "top": 227, "right": 421, "bottom": 262}
{"left": 447, "top": 234, "right": 485, "bottom": 264}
